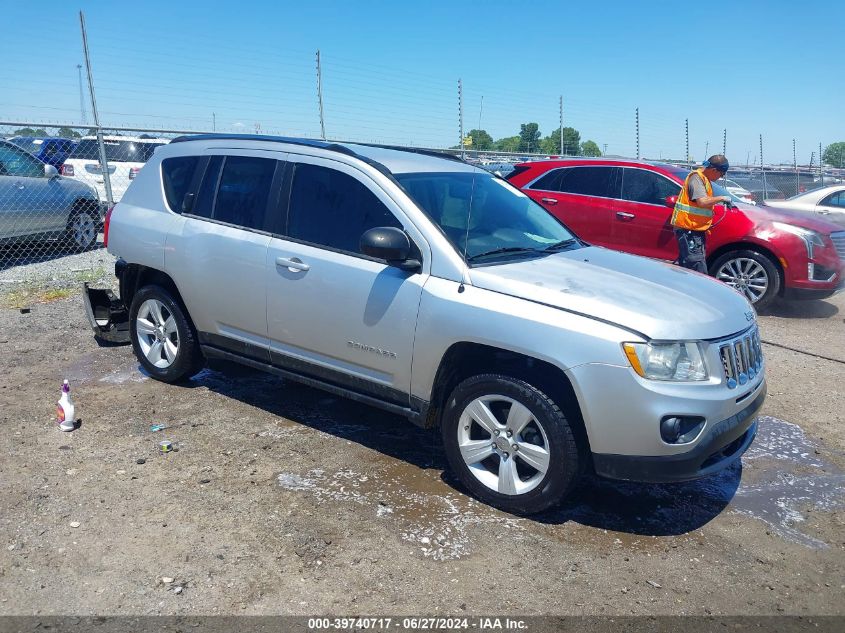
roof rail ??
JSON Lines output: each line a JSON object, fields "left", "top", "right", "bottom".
{"left": 351, "top": 142, "right": 466, "bottom": 164}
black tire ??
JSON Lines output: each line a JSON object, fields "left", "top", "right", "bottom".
{"left": 64, "top": 204, "right": 99, "bottom": 251}
{"left": 709, "top": 249, "right": 781, "bottom": 310}
{"left": 129, "top": 285, "right": 204, "bottom": 383}
{"left": 441, "top": 374, "right": 582, "bottom": 515}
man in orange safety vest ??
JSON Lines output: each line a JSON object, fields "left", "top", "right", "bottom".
{"left": 671, "top": 155, "right": 733, "bottom": 273}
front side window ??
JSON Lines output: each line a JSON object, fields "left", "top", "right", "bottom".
{"left": 621, "top": 168, "right": 680, "bottom": 205}
{"left": 213, "top": 156, "right": 277, "bottom": 230}
{"left": 396, "top": 171, "right": 579, "bottom": 262}
{"left": 558, "top": 166, "right": 621, "bottom": 198}
{"left": 0, "top": 143, "right": 45, "bottom": 177}
{"left": 286, "top": 163, "right": 402, "bottom": 253}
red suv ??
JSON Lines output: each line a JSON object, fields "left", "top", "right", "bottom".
{"left": 507, "top": 159, "right": 845, "bottom": 308}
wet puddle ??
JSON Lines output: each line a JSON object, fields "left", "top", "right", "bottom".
{"left": 277, "top": 414, "right": 845, "bottom": 557}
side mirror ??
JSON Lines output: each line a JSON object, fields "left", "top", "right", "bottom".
{"left": 182, "top": 192, "right": 196, "bottom": 214}
{"left": 360, "top": 227, "right": 421, "bottom": 272}
{"left": 665, "top": 195, "right": 678, "bottom": 208}
{"left": 44, "top": 164, "right": 59, "bottom": 179}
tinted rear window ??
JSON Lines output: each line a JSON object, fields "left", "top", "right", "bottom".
{"left": 558, "top": 166, "right": 620, "bottom": 197}
{"left": 161, "top": 156, "right": 200, "bottom": 212}
{"left": 70, "top": 139, "right": 165, "bottom": 162}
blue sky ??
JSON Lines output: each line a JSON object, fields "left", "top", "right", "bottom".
{"left": 1, "top": 0, "right": 842, "bottom": 164}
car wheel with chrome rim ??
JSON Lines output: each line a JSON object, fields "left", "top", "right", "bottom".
{"left": 710, "top": 249, "right": 781, "bottom": 309}
{"left": 441, "top": 374, "right": 582, "bottom": 515}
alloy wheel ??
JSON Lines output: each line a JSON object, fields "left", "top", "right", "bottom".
{"left": 456, "top": 394, "right": 551, "bottom": 496}
{"left": 715, "top": 257, "right": 769, "bottom": 303}
{"left": 135, "top": 299, "right": 179, "bottom": 368}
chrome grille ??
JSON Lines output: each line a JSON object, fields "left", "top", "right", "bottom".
{"left": 720, "top": 326, "right": 763, "bottom": 389}
{"left": 831, "top": 231, "right": 845, "bottom": 261}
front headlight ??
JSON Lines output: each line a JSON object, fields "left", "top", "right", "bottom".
{"left": 772, "top": 222, "right": 825, "bottom": 258}
{"left": 622, "top": 341, "right": 708, "bottom": 381}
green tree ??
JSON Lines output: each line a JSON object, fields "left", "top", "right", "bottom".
{"left": 581, "top": 140, "right": 602, "bottom": 157}
{"left": 493, "top": 136, "right": 521, "bottom": 152}
{"left": 466, "top": 129, "right": 494, "bottom": 151}
{"left": 13, "top": 127, "right": 48, "bottom": 137}
{"left": 56, "top": 127, "right": 81, "bottom": 139}
{"left": 518, "top": 123, "right": 541, "bottom": 153}
{"left": 823, "top": 142, "right": 845, "bottom": 168}
{"left": 540, "top": 127, "right": 582, "bottom": 155}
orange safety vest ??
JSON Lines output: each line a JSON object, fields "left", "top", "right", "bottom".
{"left": 671, "top": 169, "right": 714, "bottom": 231}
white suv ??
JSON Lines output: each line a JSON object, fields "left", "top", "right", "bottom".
{"left": 62, "top": 135, "right": 169, "bottom": 205}
{"left": 84, "top": 134, "right": 766, "bottom": 514}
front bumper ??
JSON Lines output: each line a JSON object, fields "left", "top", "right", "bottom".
{"left": 592, "top": 385, "right": 764, "bottom": 483}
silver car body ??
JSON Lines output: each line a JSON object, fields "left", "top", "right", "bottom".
{"left": 108, "top": 137, "right": 764, "bottom": 475}
{"left": 0, "top": 139, "right": 99, "bottom": 242}
{"left": 764, "top": 185, "right": 845, "bottom": 229}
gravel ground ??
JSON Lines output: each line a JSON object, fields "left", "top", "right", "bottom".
{"left": 0, "top": 255, "right": 843, "bottom": 617}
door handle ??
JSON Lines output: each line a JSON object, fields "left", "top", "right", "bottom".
{"left": 616, "top": 211, "right": 635, "bottom": 219}
{"left": 540, "top": 197, "right": 559, "bottom": 205}
{"left": 817, "top": 210, "right": 830, "bottom": 215}
{"left": 16, "top": 183, "right": 25, "bottom": 190}
{"left": 275, "top": 256, "right": 310, "bottom": 272}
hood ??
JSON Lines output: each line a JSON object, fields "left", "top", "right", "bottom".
{"left": 733, "top": 201, "right": 842, "bottom": 235}
{"left": 468, "top": 247, "right": 754, "bottom": 341}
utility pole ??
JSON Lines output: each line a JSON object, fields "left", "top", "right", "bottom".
{"left": 819, "top": 142, "right": 824, "bottom": 185}
{"left": 559, "top": 95, "right": 564, "bottom": 155}
{"left": 76, "top": 63, "right": 87, "bottom": 125}
{"left": 212, "top": 112, "right": 216, "bottom": 132}
{"left": 704, "top": 141, "right": 709, "bottom": 159}
{"left": 635, "top": 107, "right": 640, "bottom": 159}
{"left": 79, "top": 11, "right": 113, "bottom": 207}
{"left": 759, "top": 134, "right": 766, "bottom": 200}
{"left": 316, "top": 50, "right": 326, "bottom": 140}
{"left": 722, "top": 129, "right": 726, "bottom": 156}
{"left": 478, "top": 95, "right": 483, "bottom": 132}
{"left": 603, "top": 143, "right": 607, "bottom": 156}
{"left": 685, "top": 119, "right": 689, "bottom": 168}
{"left": 793, "top": 138, "right": 798, "bottom": 197}
{"left": 458, "top": 79, "right": 464, "bottom": 160}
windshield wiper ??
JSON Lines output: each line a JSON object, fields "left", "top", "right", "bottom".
{"left": 466, "top": 246, "right": 543, "bottom": 262}
{"left": 543, "top": 238, "right": 581, "bottom": 252}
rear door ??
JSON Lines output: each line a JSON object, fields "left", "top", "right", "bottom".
{"left": 525, "top": 165, "right": 620, "bottom": 246}
{"left": 817, "top": 191, "right": 845, "bottom": 228}
{"left": 166, "top": 152, "right": 285, "bottom": 361}
{"left": 614, "top": 167, "right": 682, "bottom": 259}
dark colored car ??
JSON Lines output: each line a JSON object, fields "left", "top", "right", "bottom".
{"left": 8, "top": 137, "right": 78, "bottom": 169}
{"left": 507, "top": 158, "right": 845, "bottom": 308}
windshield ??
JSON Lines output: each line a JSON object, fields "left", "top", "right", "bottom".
{"left": 395, "top": 171, "right": 578, "bottom": 262}
{"left": 70, "top": 139, "right": 166, "bottom": 162}
{"left": 9, "top": 138, "right": 42, "bottom": 154}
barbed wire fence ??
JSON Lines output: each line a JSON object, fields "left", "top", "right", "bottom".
{"left": 1, "top": 10, "right": 842, "bottom": 281}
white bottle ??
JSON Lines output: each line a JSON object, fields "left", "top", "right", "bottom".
{"left": 57, "top": 380, "right": 76, "bottom": 432}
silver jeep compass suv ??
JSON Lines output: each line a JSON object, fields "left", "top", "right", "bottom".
{"left": 85, "top": 135, "right": 766, "bottom": 515}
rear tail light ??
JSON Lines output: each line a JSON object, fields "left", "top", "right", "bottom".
{"left": 103, "top": 205, "right": 114, "bottom": 248}
{"left": 128, "top": 167, "right": 140, "bottom": 180}
{"left": 61, "top": 164, "right": 74, "bottom": 176}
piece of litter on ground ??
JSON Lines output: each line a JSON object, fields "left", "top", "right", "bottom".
{"left": 150, "top": 424, "right": 167, "bottom": 433}
{"left": 646, "top": 580, "right": 662, "bottom": 588}
{"left": 174, "top": 586, "right": 183, "bottom": 595}
{"left": 161, "top": 577, "right": 174, "bottom": 584}
{"left": 69, "top": 522, "right": 81, "bottom": 529}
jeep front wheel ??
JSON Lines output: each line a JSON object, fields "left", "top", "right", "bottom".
{"left": 441, "top": 374, "right": 582, "bottom": 515}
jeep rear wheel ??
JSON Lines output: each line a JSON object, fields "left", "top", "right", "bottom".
{"left": 441, "top": 374, "right": 582, "bottom": 515}
{"left": 129, "top": 285, "right": 203, "bottom": 383}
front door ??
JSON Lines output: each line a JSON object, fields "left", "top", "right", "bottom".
{"left": 265, "top": 157, "right": 427, "bottom": 405}
{"left": 817, "top": 191, "right": 845, "bottom": 229}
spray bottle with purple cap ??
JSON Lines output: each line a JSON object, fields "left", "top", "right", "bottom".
{"left": 57, "top": 380, "right": 76, "bottom": 432}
